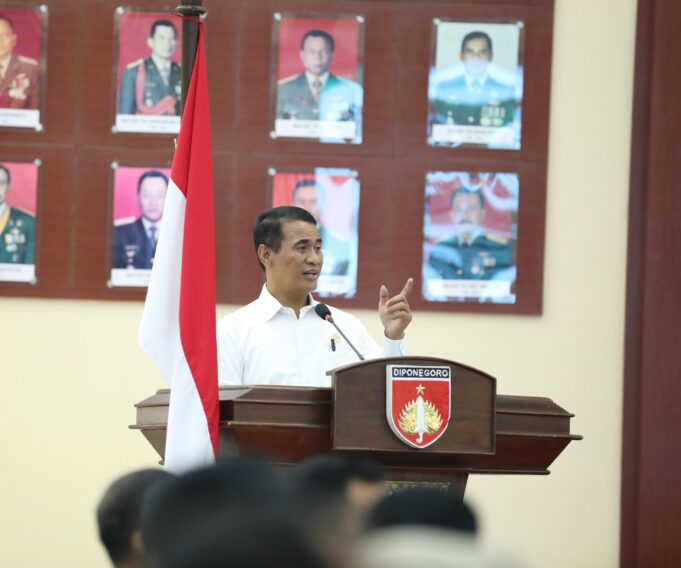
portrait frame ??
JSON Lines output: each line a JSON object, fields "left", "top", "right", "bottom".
{"left": 270, "top": 12, "right": 366, "bottom": 145}
{"left": 422, "top": 170, "right": 519, "bottom": 304}
{"left": 427, "top": 19, "right": 525, "bottom": 150}
{"left": 0, "top": 4, "right": 48, "bottom": 131}
{"left": 108, "top": 162, "right": 171, "bottom": 288}
{"left": 0, "top": 158, "right": 40, "bottom": 283}
{"left": 111, "top": 7, "right": 183, "bottom": 135}
{"left": 268, "top": 166, "right": 361, "bottom": 299}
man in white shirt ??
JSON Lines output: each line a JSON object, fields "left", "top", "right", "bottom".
{"left": 217, "top": 207, "right": 413, "bottom": 387}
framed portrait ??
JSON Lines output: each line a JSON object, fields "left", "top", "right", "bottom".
{"left": 112, "top": 9, "right": 182, "bottom": 135}
{"left": 110, "top": 164, "right": 170, "bottom": 288}
{"left": 0, "top": 5, "right": 47, "bottom": 130}
{"left": 0, "top": 159, "right": 39, "bottom": 283}
{"left": 422, "top": 171, "right": 519, "bottom": 304}
{"left": 270, "top": 167, "right": 360, "bottom": 298}
{"left": 271, "top": 13, "right": 365, "bottom": 144}
{"left": 427, "top": 20, "right": 524, "bottom": 150}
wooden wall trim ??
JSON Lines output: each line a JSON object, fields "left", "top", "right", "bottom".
{"left": 621, "top": 0, "right": 681, "bottom": 565}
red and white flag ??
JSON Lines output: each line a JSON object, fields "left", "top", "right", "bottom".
{"left": 138, "top": 22, "right": 219, "bottom": 473}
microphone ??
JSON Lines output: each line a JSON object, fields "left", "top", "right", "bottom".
{"left": 314, "top": 303, "right": 365, "bottom": 361}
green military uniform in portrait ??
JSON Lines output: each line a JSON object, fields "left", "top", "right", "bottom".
{"left": 428, "top": 233, "right": 512, "bottom": 280}
{"left": 0, "top": 206, "right": 36, "bottom": 264}
{"left": 119, "top": 57, "right": 181, "bottom": 116}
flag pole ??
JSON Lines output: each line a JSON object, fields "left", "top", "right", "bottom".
{"left": 176, "top": 0, "right": 206, "bottom": 114}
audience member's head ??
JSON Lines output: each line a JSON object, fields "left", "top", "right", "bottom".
{"left": 141, "top": 458, "right": 283, "bottom": 567}
{"left": 360, "top": 526, "right": 520, "bottom": 568}
{"left": 365, "top": 487, "right": 477, "bottom": 535}
{"left": 290, "top": 454, "right": 386, "bottom": 513}
{"left": 96, "top": 468, "right": 173, "bottom": 568}
{"left": 151, "top": 504, "right": 328, "bottom": 568}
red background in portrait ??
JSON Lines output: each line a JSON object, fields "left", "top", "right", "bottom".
{"left": 113, "top": 166, "right": 171, "bottom": 223}
{"left": 271, "top": 171, "right": 356, "bottom": 237}
{"left": 277, "top": 17, "right": 360, "bottom": 81}
{"left": 2, "top": 161, "right": 38, "bottom": 214}
{"left": 116, "top": 11, "right": 183, "bottom": 94}
{"left": 0, "top": 7, "right": 42, "bottom": 60}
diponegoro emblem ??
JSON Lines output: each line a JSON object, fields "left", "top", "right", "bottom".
{"left": 386, "top": 365, "right": 451, "bottom": 449}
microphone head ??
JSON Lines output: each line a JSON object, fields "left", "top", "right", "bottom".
{"left": 314, "top": 303, "right": 332, "bottom": 321}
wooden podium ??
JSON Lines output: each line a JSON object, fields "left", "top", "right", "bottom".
{"left": 133, "top": 357, "right": 581, "bottom": 495}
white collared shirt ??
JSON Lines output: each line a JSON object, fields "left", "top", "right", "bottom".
{"left": 217, "top": 284, "right": 407, "bottom": 387}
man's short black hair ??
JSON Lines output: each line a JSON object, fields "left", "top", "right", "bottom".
{"left": 0, "top": 163, "right": 11, "bottom": 185}
{"left": 141, "top": 459, "right": 286, "bottom": 568}
{"left": 96, "top": 469, "right": 173, "bottom": 564}
{"left": 137, "top": 170, "right": 168, "bottom": 194}
{"left": 461, "top": 31, "right": 493, "bottom": 54}
{"left": 289, "top": 454, "right": 383, "bottom": 497}
{"left": 365, "top": 487, "right": 477, "bottom": 535}
{"left": 150, "top": 19, "right": 177, "bottom": 39}
{"left": 300, "top": 29, "right": 335, "bottom": 53}
{"left": 252, "top": 206, "right": 317, "bottom": 271}
{"left": 450, "top": 187, "right": 484, "bottom": 211}
{"left": 0, "top": 14, "right": 15, "bottom": 32}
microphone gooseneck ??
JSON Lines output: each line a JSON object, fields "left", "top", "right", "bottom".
{"left": 314, "top": 303, "right": 365, "bottom": 361}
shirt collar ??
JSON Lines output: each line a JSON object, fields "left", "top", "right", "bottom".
{"left": 305, "top": 71, "right": 329, "bottom": 89}
{"left": 256, "top": 283, "right": 318, "bottom": 323}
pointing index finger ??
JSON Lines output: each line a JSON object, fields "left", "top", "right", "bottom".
{"left": 400, "top": 277, "right": 414, "bottom": 298}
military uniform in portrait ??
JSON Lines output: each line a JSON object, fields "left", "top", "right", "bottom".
{"left": 0, "top": 54, "right": 39, "bottom": 109}
{"left": 112, "top": 218, "right": 158, "bottom": 269}
{"left": 428, "top": 233, "right": 512, "bottom": 280}
{"left": 431, "top": 75, "right": 516, "bottom": 128}
{"left": 118, "top": 57, "right": 181, "bottom": 116}
{"left": 277, "top": 73, "right": 361, "bottom": 122}
{"left": 0, "top": 205, "right": 35, "bottom": 264}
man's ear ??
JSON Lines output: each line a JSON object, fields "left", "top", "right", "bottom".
{"left": 147, "top": 37, "right": 154, "bottom": 51}
{"left": 257, "top": 244, "right": 272, "bottom": 268}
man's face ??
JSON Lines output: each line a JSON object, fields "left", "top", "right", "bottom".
{"left": 0, "top": 169, "right": 9, "bottom": 207}
{"left": 147, "top": 25, "right": 177, "bottom": 60}
{"left": 460, "top": 37, "right": 492, "bottom": 78}
{"left": 265, "top": 220, "right": 322, "bottom": 296}
{"left": 138, "top": 176, "right": 167, "bottom": 223}
{"left": 451, "top": 192, "right": 483, "bottom": 227}
{"left": 0, "top": 19, "right": 17, "bottom": 60}
{"left": 292, "top": 185, "right": 321, "bottom": 223}
{"left": 300, "top": 36, "right": 333, "bottom": 76}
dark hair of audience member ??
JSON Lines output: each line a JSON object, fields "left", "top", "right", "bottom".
{"left": 96, "top": 468, "right": 173, "bottom": 567}
{"left": 290, "top": 454, "right": 383, "bottom": 495}
{"left": 365, "top": 487, "right": 478, "bottom": 535}
{"left": 141, "top": 458, "right": 301, "bottom": 568}
{"left": 160, "top": 506, "right": 328, "bottom": 568}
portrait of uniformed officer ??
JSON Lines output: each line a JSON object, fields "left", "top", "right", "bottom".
{"left": 290, "top": 178, "right": 351, "bottom": 276}
{"left": 428, "top": 187, "right": 512, "bottom": 280}
{"left": 276, "top": 29, "right": 362, "bottom": 123}
{"left": 0, "top": 14, "right": 39, "bottom": 110}
{"left": 112, "top": 170, "right": 168, "bottom": 270}
{"left": 0, "top": 163, "right": 36, "bottom": 265}
{"left": 118, "top": 19, "right": 181, "bottom": 116}
{"left": 431, "top": 31, "right": 516, "bottom": 128}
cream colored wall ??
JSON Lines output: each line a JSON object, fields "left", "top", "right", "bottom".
{"left": 0, "top": 0, "right": 635, "bottom": 566}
